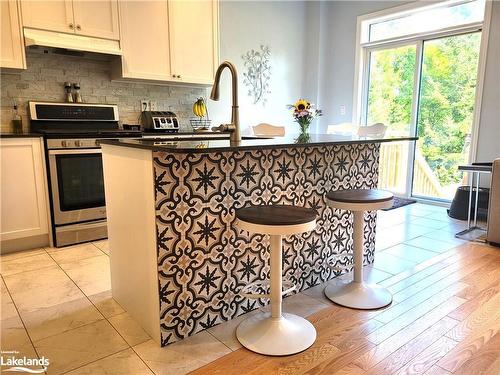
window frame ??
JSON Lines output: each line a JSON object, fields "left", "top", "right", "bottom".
{"left": 352, "top": 0, "right": 493, "bottom": 178}
{"left": 360, "top": 0, "right": 486, "bottom": 45}
{"left": 360, "top": 40, "right": 423, "bottom": 196}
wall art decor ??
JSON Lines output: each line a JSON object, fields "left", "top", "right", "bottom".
{"left": 242, "top": 45, "right": 271, "bottom": 105}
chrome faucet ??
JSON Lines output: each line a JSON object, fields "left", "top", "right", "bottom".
{"left": 210, "top": 61, "right": 241, "bottom": 145}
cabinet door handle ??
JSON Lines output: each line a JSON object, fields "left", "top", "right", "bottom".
{"left": 69, "top": 23, "right": 74, "bottom": 29}
{"left": 76, "top": 25, "right": 81, "bottom": 31}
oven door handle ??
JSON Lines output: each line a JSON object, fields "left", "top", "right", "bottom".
{"left": 48, "top": 149, "right": 102, "bottom": 155}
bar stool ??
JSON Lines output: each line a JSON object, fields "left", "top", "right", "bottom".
{"left": 235, "top": 204, "right": 317, "bottom": 356}
{"left": 325, "top": 189, "right": 394, "bottom": 309}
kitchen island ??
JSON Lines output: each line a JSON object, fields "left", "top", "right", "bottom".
{"left": 100, "top": 133, "right": 416, "bottom": 346}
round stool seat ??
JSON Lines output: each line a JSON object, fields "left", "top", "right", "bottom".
{"left": 326, "top": 189, "right": 393, "bottom": 211}
{"left": 235, "top": 205, "right": 317, "bottom": 235}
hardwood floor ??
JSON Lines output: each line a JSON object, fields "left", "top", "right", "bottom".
{"left": 191, "top": 242, "right": 500, "bottom": 375}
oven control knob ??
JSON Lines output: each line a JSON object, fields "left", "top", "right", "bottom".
{"left": 61, "top": 140, "right": 68, "bottom": 148}
{"left": 75, "top": 140, "right": 82, "bottom": 147}
{"left": 95, "top": 140, "right": 100, "bottom": 147}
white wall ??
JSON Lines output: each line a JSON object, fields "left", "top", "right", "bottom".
{"left": 315, "top": 1, "right": 409, "bottom": 132}
{"left": 207, "top": 0, "right": 311, "bottom": 135}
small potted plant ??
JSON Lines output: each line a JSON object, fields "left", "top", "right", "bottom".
{"left": 287, "top": 99, "right": 322, "bottom": 142}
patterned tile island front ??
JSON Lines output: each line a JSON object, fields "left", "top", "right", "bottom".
{"left": 101, "top": 134, "right": 415, "bottom": 347}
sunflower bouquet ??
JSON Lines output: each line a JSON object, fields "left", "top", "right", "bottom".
{"left": 287, "top": 99, "right": 322, "bottom": 134}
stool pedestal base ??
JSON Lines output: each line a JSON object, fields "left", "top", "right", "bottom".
{"left": 236, "top": 312, "right": 316, "bottom": 356}
{"left": 324, "top": 281, "right": 392, "bottom": 309}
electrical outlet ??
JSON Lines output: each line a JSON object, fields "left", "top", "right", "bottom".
{"left": 149, "top": 101, "right": 158, "bottom": 111}
{"left": 340, "top": 105, "right": 346, "bottom": 116}
{"left": 140, "top": 100, "right": 149, "bottom": 111}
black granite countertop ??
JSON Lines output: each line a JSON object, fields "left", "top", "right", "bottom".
{"left": 100, "top": 133, "right": 418, "bottom": 153}
{"left": 0, "top": 132, "right": 43, "bottom": 138}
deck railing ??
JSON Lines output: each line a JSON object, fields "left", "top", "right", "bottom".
{"left": 378, "top": 142, "right": 445, "bottom": 198}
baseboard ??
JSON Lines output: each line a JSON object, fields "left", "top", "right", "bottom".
{"left": 0, "top": 234, "right": 50, "bottom": 254}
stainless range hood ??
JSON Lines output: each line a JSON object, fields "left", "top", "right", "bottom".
{"left": 24, "top": 28, "right": 122, "bottom": 56}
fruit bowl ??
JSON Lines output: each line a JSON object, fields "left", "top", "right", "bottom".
{"left": 191, "top": 97, "right": 211, "bottom": 131}
{"left": 190, "top": 118, "right": 212, "bottom": 132}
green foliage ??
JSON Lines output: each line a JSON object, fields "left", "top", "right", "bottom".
{"left": 367, "top": 33, "right": 481, "bottom": 187}
{"left": 418, "top": 33, "right": 480, "bottom": 186}
{"left": 367, "top": 45, "right": 416, "bottom": 134}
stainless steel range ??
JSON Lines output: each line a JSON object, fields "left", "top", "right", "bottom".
{"left": 29, "top": 102, "right": 141, "bottom": 247}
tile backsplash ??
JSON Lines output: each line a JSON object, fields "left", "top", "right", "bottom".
{"left": 0, "top": 50, "right": 206, "bottom": 133}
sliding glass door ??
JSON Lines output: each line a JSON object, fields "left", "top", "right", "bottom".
{"left": 412, "top": 32, "right": 481, "bottom": 200}
{"left": 365, "top": 32, "right": 481, "bottom": 201}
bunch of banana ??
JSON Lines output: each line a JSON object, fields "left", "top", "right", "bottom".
{"left": 192, "top": 97, "right": 207, "bottom": 118}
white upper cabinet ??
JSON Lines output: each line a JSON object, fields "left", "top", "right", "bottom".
{"left": 118, "top": 1, "right": 171, "bottom": 80}
{"left": 21, "top": 0, "right": 120, "bottom": 40}
{"left": 1, "top": 0, "right": 26, "bottom": 69}
{"left": 18, "top": 0, "right": 219, "bottom": 84}
{"left": 168, "top": 0, "right": 219, "bottom": 84}
{"left": 72, "top": 0, "right": 119, "bottom": 40}
{"left": 21, "top": 0, "right": 74, "bottom": 34}
{"left": 116, "top": 0, "right": 219, "bottom": 85}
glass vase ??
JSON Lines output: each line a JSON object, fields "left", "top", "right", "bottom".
{"left": 295, "top": 121, "right": 311, "bottom": 143}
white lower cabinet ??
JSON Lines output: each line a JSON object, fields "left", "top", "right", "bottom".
{"left": 0, "top": 138, "right": 50, "bottom": 245}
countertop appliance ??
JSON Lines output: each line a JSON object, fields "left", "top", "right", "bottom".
{"left": 140, "top": 110, "right": 179, "bottom": 134}
{"left": 29, "top": 101, "right": 141, "bottom": 247}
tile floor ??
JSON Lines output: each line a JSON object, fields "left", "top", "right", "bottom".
{"left": 0, "top": 203, "right": 472, "bottom": 374}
